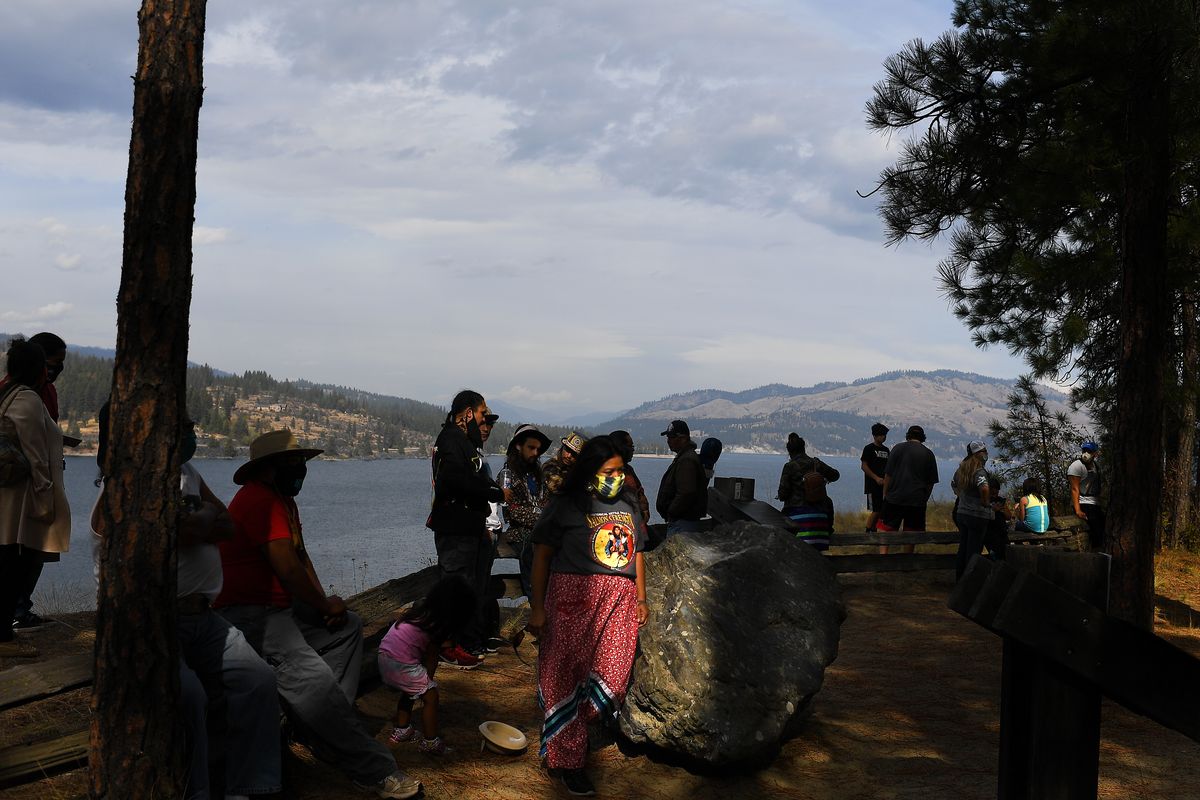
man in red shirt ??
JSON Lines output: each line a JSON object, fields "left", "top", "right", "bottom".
{"left": 216, "top": 430, "right": 420, "bottom": 800}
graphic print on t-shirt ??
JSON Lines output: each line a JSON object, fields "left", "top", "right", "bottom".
{"left": 587, "top": 511, "right": 637, "bottom": 570}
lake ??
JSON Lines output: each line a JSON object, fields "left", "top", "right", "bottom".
{"left": 44, "top": 451, "right": 962, "bottom": 611}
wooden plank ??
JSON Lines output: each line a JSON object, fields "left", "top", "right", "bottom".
{"left": 0, "top": 653, "right": 93, "bottom": 711}
{"left": 0, "top": 730, "right": 89, "bottom": 787}
{"left": 825, "top": 553, "right": 957, "bottom": 573}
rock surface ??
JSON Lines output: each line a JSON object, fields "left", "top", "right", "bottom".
{"left": 619, "top": 522, "right": 845, "bottom": 765}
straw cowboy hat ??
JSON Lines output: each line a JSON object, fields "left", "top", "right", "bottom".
{"left": 233, "top": 429, "right": 323, "bottom": 485}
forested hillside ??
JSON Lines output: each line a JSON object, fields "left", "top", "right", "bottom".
{"left": 51, "top": 353, "right": 581, "bottom": 458}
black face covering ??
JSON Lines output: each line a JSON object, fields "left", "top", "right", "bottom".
{"left": 274, "top": 463, "right": 307, "bottom": 497}
{"left": 466, "top": 418, "right": 484, "bottom": 448}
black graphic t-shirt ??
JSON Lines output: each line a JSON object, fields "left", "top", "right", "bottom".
{"left": 861, "top": 443, "right": 890, "bottom": 493}
{"left": 531, "top": 494, "right": 644, "bottom": 579}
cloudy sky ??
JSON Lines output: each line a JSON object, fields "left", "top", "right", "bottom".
{"left": 0, "top": 0, "right": 1027, "bottom": 416}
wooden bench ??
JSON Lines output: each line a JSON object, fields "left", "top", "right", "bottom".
{"left": 0, "top": 564, "right": 445, "bottom": 789}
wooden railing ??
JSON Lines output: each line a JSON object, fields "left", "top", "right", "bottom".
{"left": 706, "top": 484, "right": 1076, "bottom": 573}
{"left": 949, "top": 548, "right": 1200, "bottom": 797}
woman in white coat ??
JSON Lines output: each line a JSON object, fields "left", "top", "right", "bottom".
{"left": 0, "top": 338, "right": 71, "bottom": 658}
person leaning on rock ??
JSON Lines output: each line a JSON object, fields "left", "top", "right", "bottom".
{"left": 215, "top": 429, "right": 421, "bottom": 800}
{"left": 656, "top": 420, "right": 708, "bottom": 536}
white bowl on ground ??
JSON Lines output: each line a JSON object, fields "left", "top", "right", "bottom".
{"left": 479, "top": 721, "right": 528, "bottom": 755}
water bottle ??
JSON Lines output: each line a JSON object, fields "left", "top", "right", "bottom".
{"left": 498, "top": 466, "right": 513, "bottom": 499}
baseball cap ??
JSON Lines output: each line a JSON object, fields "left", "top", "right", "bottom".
{"left": 966, "top": 441, "right": 987, "bottom": 456}
{"left": 905, "top": 425, "right": 926, "bottom": 442}
{"left": 483, "top": 413, "right": 499, "bottom": 424}
{"left": 561, "top": 431, "right": 587, "bottom": 453}
{"left": 1081, "top": 441, "right": 1099, "bottom": 453}
{"left": 660, "top": 420, "right": 690, "bottom": 437}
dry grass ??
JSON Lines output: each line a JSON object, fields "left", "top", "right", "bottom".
{"left": 834, "top": 500, "right": 958, "bottom": 533}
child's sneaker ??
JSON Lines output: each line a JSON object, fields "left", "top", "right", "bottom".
{"left": 388, "top": 725, "right": 417, "bottom": 744}
{"left": 418, "top": 736, "right": 451, "bottom": 756}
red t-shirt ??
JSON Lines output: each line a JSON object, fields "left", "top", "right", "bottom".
{"left": 215, "top": 481, "right": 304, "bottom": 608}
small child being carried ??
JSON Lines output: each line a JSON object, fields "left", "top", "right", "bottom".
{"left": 378, "top": 575, "right": 477, "bottom": 756}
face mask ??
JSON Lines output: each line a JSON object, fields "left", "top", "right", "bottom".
{"left": 593, "top": 472, "right": 625, "bottom": 499}
{"left": 274, "top": 463, "right": 307, "bottom": 497}
{"left": 466, "top": 418, "right": 483, "bottom": 448}
{"left": 180, "top": 429, "right": 197, "bottom": 464}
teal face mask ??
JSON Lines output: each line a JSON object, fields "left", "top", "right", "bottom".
{"left": 593, "top": 472, "right": 625, "bottom": 499}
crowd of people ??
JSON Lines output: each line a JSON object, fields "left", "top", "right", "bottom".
{"left": 0, "top": 335, "right": 1109, "bottom": 798}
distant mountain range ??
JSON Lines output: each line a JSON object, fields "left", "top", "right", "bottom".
{"left": 602, "top": 370, "right": 1088, "bottom": 458}
{"left": 2, "top": 333, "right": 1085, "bottom": 459}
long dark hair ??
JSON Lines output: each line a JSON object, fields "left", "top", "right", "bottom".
{"left": 5, "top": 337, "right": 45, "bottom": 387}
{"left": 505, "top": 436, "right": 544, "bottom": 482}
{"left": 400, "top": 575, "right": 478, "bottom": 643}
{"left": 1021, "top": 477, "right": 1046, "bottom": 503}
{"left": 561, "top": 435, "right": 625, "bottom": 510}
{"left": 444, "top": 389, "right": 484, "bottom": 426}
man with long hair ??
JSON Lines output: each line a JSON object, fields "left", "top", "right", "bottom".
{"left": 503, "top": 424, "right": 551, "bottom": 597}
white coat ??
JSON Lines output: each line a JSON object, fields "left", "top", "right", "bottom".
{"left": 0, "top": 386, "right": 71, "bottom": 553}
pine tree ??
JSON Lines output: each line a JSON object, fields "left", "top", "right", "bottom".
{"left": 867, "top": 0, "right": 1199, "bottom": 626}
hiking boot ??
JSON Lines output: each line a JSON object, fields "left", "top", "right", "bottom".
{"left": 12, "top": 613, "right": 54, "bottom": 632}
{"left": 559, "top": 768, "right": 596, "bottom": 796}
{"left": 355, "top": 770, "right": 421, "bottom": 799}
{"left": 417, "top": 736, "right": 451, "bottom": 756}
{"left": 0, "top": 640, "right": 39, "bottom": 658}
{"left": 439, "top": 645, "right": 482, "bottom": 669}
{"left": 387, "top": 725, "right": 417, "bottom": 744}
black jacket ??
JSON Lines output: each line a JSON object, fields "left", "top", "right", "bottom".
{"left": 427, "top": 423, "right": 504, "bottom": 535}
{"left": 656, "top": 444, "right": 708, "bottom": 522}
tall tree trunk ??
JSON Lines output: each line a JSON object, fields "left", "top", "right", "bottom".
{"left": 89, "top": 1, "right": 206, "bottom": 797}
{"left": 1106, "top": 9, "right": 1172, "bottom": 629}
{"left": 1164, "top": 292, "right": 1198, "bottom": 549}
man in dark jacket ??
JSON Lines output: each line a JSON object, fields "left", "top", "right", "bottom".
{"left": 655, "top": 420, "right": 708, "bottom": 536}
{"left": 427, "top": 391, "right": 509, "bottom": 666}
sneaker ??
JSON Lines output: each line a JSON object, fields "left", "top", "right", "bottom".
{"left": 0, "top": 640, "right": 39, "bottom": 658}
{"left": 466, "top": 645, "right": 488, "bottom": 659}
{"left": 484, "top": 636, "right": 507, "bottom": 652}
{"left": 355, "top": 770, "right": 421, "bottom": 799}
{"left": 12, "top": 613, "right": 54, "bottom": 633}
{"left": 388, "top": 725, "right": 417, "bottom": 744}
{"left": 439, "top": 645, "right": 482, "bottom": 670}
{"left": 559, "top": 768, "right": 596, "bottom": 796}
{"left": 417, "top": 736, "right": 451, "bottom": 756}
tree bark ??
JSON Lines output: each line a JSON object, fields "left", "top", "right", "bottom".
{"left": 89, "top": 1, "right": 206, "bottom": 797}
{"left": 1164, "top": 292, "right": 1198, "bottom": 549}
{"left": 1106, "top": 8, "right": 1172, "bottom": 629}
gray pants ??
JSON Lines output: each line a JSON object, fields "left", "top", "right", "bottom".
{"left": 218, "top": 605, "right": 395, "bottom": 784}
{"left": 178, "top": 610, "right": 281, "bottom": 798}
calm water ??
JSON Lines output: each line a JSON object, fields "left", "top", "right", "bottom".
{"left": 46, "top": 452, "right": 960, "bottom": 611}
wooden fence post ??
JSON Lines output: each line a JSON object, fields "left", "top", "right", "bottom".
{"left": 994, "top": 550, "right": 1110, "bottom": 800}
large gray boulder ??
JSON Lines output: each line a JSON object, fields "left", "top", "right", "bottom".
{"left": 619, "top": 522, "right": 845, "bottom": 765}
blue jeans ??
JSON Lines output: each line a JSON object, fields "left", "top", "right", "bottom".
{"left": 666, "top": 519, "right": 703, "bottom": 537}
{"left": 955, "top": 514, "right": 990, "bottom": 580}
{"left": 177, "top": 608, "right": 281, "bottom": 798}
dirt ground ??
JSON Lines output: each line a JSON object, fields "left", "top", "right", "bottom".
{"left": 5, "top": 560, "right": 1200, "bottom": 800}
